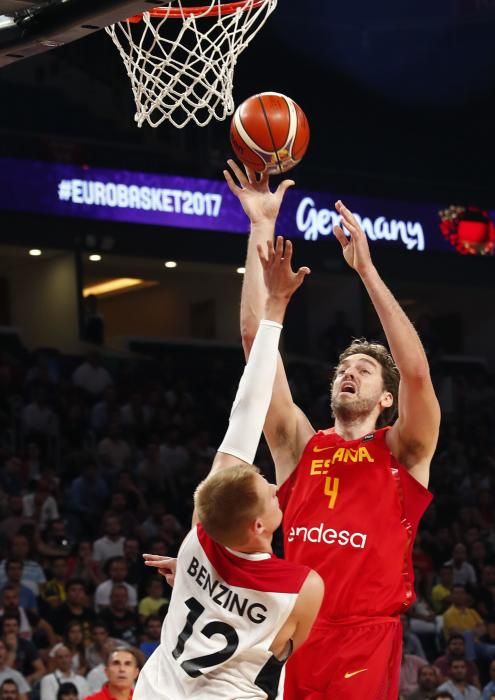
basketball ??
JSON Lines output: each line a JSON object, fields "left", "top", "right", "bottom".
{"left": 230, "top": 92, "right": 310, "bottom": 174}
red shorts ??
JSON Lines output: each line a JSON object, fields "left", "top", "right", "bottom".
{"left": 283, "top": 616, "right": 402, "bottom": 700}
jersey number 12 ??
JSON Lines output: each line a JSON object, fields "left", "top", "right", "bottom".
{"left": 172, "top": 597, "right": 240, "bottom": 677}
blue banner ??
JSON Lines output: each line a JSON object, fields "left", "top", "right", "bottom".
{"left": 0, "top": 157, "right": 493, "bottom": 256}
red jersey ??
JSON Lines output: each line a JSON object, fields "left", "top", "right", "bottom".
{"left": 277, "top": 427, "right": 432, "bottom": 620}
{"left": 85, "top": 685, "right": 133, "bottom": 700}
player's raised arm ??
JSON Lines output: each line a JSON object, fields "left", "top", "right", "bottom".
{"left": 224, "top": 160, "right": 316, "bottom": 485}
{"left": 192, "top": 235, "right": 310, "bottom": 525}
{"left": 333, "top": 200, "right": 440, "bottom": 487}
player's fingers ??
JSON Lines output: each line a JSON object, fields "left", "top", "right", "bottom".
{"left": 223, "top": 169, "right": 242, "bottom": 195}
{"left": 274, "top": 235, "right": 284, "bottom": 260}
{"left": 336, "top": 200, "right": 360, "bottom": 232}
{"left": 283, "top": 239, "right": 293, "bottom": 265}
{"left": 295, "top": 266, "right": 311, "bottom": 285}
{"left": 227, "top": 159, "right": 249, "bottom": 187}
{"left": 276, "top": 179, "right": 295, "bottom": 199}
{"left": 244, "top": 164, "right": 257, "bottom": 185}
{"left": 257, "top": 243, "right": 269, "bottom": 268}
{"left": 265, "top": 239, "right": 276, "bottom": 263}
{"left": 333, "top": 225, "right": 350, "bottom": 249}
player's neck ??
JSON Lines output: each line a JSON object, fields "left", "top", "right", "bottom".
{"left": 333, "top": 414, "right": 378, "bottom": 441}
{"left": 235, "top": 533, "right": 273, "bottom": 555}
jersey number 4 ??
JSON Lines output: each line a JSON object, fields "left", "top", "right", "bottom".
{"left": 172, "top": 597, "right": 239, "bottom": 677}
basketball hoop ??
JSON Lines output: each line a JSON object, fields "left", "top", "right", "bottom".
{"left": 106, "top": 0, "right": 278, "bottom": 129}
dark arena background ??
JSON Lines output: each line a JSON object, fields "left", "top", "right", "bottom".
{"left": 0, "top": 1, "right": 495, "bottom": 698}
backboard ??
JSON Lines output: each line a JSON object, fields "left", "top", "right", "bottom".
{"left": 0, "top": 0, "right": 158, "bottom": 67}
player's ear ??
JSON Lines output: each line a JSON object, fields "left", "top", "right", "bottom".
{"left": 380, "top": 391, "right": 393, "bottom": 409}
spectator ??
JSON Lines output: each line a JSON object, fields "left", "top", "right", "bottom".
{"left": 0, "top": 561, "right": 37, "bottom": 613}
{"left": 401, "top": 653, "right": 428, "bottom": 696}
{"left": 39, "top": 558, "right": 68, "bottom": 611}
{"left": 68, "top": 464, "right": 108, "bottom": 535}
{"left": 21, "top": 388, "right": 59, "bottom": 442}
{"left": 90, "top": 386, "right": 118, "bottom": 437}
{"left": 0, "top": 587, "right": 31, "bottom": 640}
{"left": 84, "top": 648, "right": 139, "bottom": 700}
{"left": 49, "top": 579, "right": 95, "bottom": 639}
{"left": 0, "top": 534, "right": 46, "bottom": 593}
{"left": 443, "top": 586, "right": 484, "bottom": 641}
{"left": 433, "top": 565, "right": 454, "bottom": 614}
{"left": 97, "top": 422, "right": 131, "bottom": 476}
{"left": 139, "top": 615, "right": 161, "bottom": 660}
{"left": 94, "top": 559, "right": 136, "bottom": 612}
{"left": 482, "top": 660, "right": 495, "bottom": 700}
{"left": 437, "top": 659, "right": 481, "bottom": 700}
{"left": 72, "top": 352, "right": 113, "bottom": 399}
{"left": 435, "top": 635, "right": 480, "bottom": 687}
{"left": 86, "top": 623, "right": 129, "bottom": 671}
{"left": 66, "top": 542, "right": 102, "bottom": 592}
{"left": 0, "top": 498, "right": 31, "bottom": 542}
{"left": 137, "top": 577, "right": 168, "bottom": 622}
{"left": 102, "top": 494, "right": 138, "bottom": 540}
{"left": 403, "top": 614, "right": 427, "bottom": 659}
{"left": 446, "top": 544, "right": 477, "bottom": 588}
{"left": 40, "top": 644, "right": 89, "bottom": 700}
{"left": 36, "top": 520, "right": 74, "bottom": 560}
{"left": 122, "top": 539, "right": 142, "bottom": 588}
{"left": 56, "top": 682, "right": 79, "bottom": 700}
{"left": 0, "top": 640, "right": 29, "bottom": 700}
{"left": 0, "top": 614, "right": 45, "bottom": 685}
{"left": 433, "top": 692, "right": 454, "bottom": 700}
{"left": 0, "top": 679, "right": 21, "bottom": 700}
{"left": 99, "top": 586, "right": 140, "bottom": 646}
{"left": 85, "top": 640, "right": 116, "bottom": 694}
{"left": 476, "top": 566, "right": 495, "bottom": 619}
{"left": 92, "top": 518, "right": 125, "bottom": 568}
{"left": 407, "top": 664, "right": 440, "bottom": 699}
{"left": 470, "top": 542, "right": 489, "bottom": 583}
{"left": 63, "top": 622, "right": 88, "bottom": 677}
{"left": 22, "top": 480, "right": 59, "bottom": 531}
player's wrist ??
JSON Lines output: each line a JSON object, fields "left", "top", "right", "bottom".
{"left": 357, "top": 262, "right": 378, "bottom": 282}
{"left": 264, "top": 296, "right": 288, "bottom": 323}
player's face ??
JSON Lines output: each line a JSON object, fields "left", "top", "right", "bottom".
{"left": 255, "top": 474, "right": 283, "bottom": 535}
{"left": 331, "top": 354, "right": 391, "bottom": 423}
{"left": 105, "top": 651, "right": 139, "bottom": 689}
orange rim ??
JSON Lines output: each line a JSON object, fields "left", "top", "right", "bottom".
{"left": 127, "top": 0, "right": 268, "bottom": 22}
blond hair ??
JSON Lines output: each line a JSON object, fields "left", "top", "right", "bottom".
{"left": 194, "top": 464, "right": 263, "bottom": 547}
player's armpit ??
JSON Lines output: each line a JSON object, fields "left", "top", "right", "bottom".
{"left": 291, "top": 569, "right": 324, "bottom": 652}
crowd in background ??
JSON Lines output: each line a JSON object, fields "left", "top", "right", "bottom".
{"left": 0, "top": 324, "right": 494, "bottom": 700}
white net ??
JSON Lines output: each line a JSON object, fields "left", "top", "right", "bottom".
{"left": 106, "top": 0, "right": 278, "bottom": 129}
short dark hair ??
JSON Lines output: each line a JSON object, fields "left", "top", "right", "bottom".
{"left": 449, "top": 657, "right": 467, "bottom": 667}
{"left": 334, "top": 339, "right": 400, "bottom": 427}
{"left": 65, "top": 578, "right": 87, "bottom": 593}
{"left": 56, "top": 682, "right": 78, "bottom": 700}
{"left": 447, "top": 633, "right": 465, "bottom": 644}
{"left": 434, "top": 693, "right": 454, "bottom": 700}
{"left": 0, "top": 679, "right": 18, "bottom": 691}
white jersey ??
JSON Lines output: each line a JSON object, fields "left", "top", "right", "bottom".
{"left": 135, "top": 524, "right": 310, "bottom": 700}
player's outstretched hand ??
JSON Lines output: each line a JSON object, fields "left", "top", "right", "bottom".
{"left": 223, "top": 159, "right": 294, "bottom": 226}
{"left": 143, "top": 553, "right": 177, "bottom": 587}
{"left": 257, "top": 236, "right": 310, "bottom": 301}
{"left": 333, "top": 200, "right": 374, "bottom": 276}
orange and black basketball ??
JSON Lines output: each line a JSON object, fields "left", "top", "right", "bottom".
{"left": 230, "top": 92, "right": 310, "bottom": 174}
